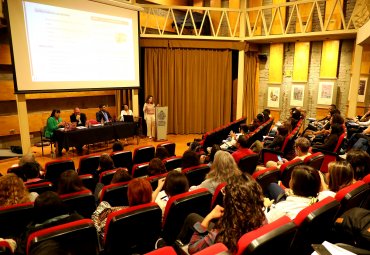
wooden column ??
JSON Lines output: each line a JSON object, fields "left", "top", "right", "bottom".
{"left": 132, "top": 89, "right": 139, "bottom": 116}
{"left": 236, "top": 0, "right": 246, "bottom": 119}
{"left": 348, "top": 44, "right": 363, "bottom": 117}
{"left": 16, "top": 94, "right": 31, "bottom": 155}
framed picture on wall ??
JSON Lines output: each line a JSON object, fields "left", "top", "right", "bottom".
{"left": 358, "top": 76, "right": 368, "bottom": 102}
{"left": 317, "top": 80, "right": 335, "bottom": 105}
{"left": 290, "top": 84, "right": 305, "bottom": 107}
{"left": 267, "top": 86, "right": 280, "bottom": 108}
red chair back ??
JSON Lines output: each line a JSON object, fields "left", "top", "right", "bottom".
{"left": 26, "top": 219, "right": 99, "bottom": 255}
{"left": 0, "top": 202, "right": 34, "bottom": 238}
{"left": 79, "top": 174, "right": 97, "bottom": 193}
{"left": 59, "top": 189, "right": 96, "bottom": 218}
{"left": 211, "top": 182, "right": 227, "bottom": 209}
{"left": 238, "top": 154, "right": 259, "bottom": 174}
{"left": 182, "top": 164, "right": 211, "bottom": 186}
{"left": 147, "top": 173, "right": 168, "bottom": 191}
{"left": 144, "top": 246, "right": 177, "bottom": 255}
{"left": 133, "top": 145, "right": 155, "bottom": 164}
{"left": 99, "top": 169, "right": 118, "bottom": 185}
{"left": 45, "top": 159, "right": 75, "bottom": 185}
{"left": 280, "top": 158, "right": 303, "bottom": 187}
{"left": 236, "top": 216, "right": 296, "bottom": 255}
{"left": 335, "top": 181, "right": 369, "bottom": 216}
{"left": 252, "top": 167, "right": 279, "bottom": 194}
{"left": 132, "top": 162, "right": 150, "bottom": 178}
{"left": 110, "top": 151, "right": 133, "bottom": 171}
{"left": 100, "top": 181, "right": 130, "bottom": 206}
{"left": 26, "top": 182, "right": 53, "bottom": 195}
{"left": 303, "top": 152, "right": 324, "bottom": 171}
{"left": 193, "top": 243, "right": 229, "bottom": 255}
{"left": 78, "top": 154, "right": 100, "bottom": 175}
{"left": 157, "top": 142, "right": 176, "bottom": 157}
{"left": 162, "top": 188, "right": 212, "bottom": 244}
{"left": 163, "top": 156, "right": 182, "bottom": 171}
{"left": 104, "top": 203, "right": 162, "bottom": 255}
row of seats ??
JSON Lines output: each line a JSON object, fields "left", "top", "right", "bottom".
{"left": 4, "top": 177, "right": 368, "bottom": 255}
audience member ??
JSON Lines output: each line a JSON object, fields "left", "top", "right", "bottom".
{"left": 92, "top": 178, "right": 164, "bottom": 241}
{"left": 178, "top": 174, "right": 265, "bottom": 254}
{"left": 188, "top": 141, "right": 202, "bottom": 152}
{"left": 57, "top": 170, "right": 86, "bottom": 195}
{"left": 346, "top": 149, "right": 370, "bottom": 180}
{"left": 155, "top": 170, "right": 189, "bottom": 214}
{"left": 22, "top": 162, "right": 43, "bottom": 184}
{"left": 182, "top": 150, "right": 200, "bottom": 169}
{"left": 231, "top": 135, "right": 255, "bottom": 164}
{"left": 190, "top": 151, "right": 241, "bottom": 194}
{"left": 265, "top": 137, "right": 311, "bottom": 168}
{"left": 0, "top": 174, "right": 37, "bottom": 206}
{"left": 264, "top": 125, "right": 289, "bottom": 152}
{"left": 318, "top": 161, "right": 354, "bottom": 200}
{"left": 266, "top": 165, "right": 321, "bottom": 222}
{"left": 147, "top": 158, "right": 167, "bottom": 176}
{"left": 18, "top": 191, "right": 83, "bottom": 255}
{"left": 312, "top": 123, "right": 344, "bottom": 151}
{"left": 112, "top": 141, "right": 124, "bottom": 152}
{"left": 98, "top": 154, "right": 115, "bottom": 173}
{"left": 155, "top": 147, "right": 170, "bottom": 160}
{"left": 262, "top": 109, "right": 271, "bottom": 122}
{"left": 200, "top": 144, "right": 220, "bottom": 166}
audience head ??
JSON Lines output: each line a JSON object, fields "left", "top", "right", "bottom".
{"left": 123, "top": 104, "right": 129, "bottom": 111}
{"left": 327, "top": 161, "right": 354, "bottom": 192}
{"left": 147, "top": 158, "right": 167, "bottom": 176}
{"left": 111, "top": 168, "right": 132, "bottom": 184}
{"left": 215, "top": 174, "right": 265, "bottom": 252}
{"left": 127, "top": 178, "right": 152, "bottom": 206}
{"left": 346, "top": 149, "right": 370, "bottom": 180}
{"left": 331, "top": 113, "right": 344, "bottom": 125}
{"left": 145, "top": 95, "right": 153, "bottom": 104}
{"left": 112, "top": 141, "right": 124, "bottom": 152}
{"left": 256, "top": 113, "right": 264, "bottom": 123}
{"left": 98, "top": 104, "right": 107, "bottom": 111}
{"left": 237, "top": 135, "right": 249, "bottom": 148}
{"left": 290, "top": 165, "right": 321, "bottom": 197}
{"left": 294, "top": 137, "right": 310, "bottom": 155}
{"left": 277, "top": 125, "right": 289, "bottom": 136}
{"left": 209, "top": 144, "right": 221, "bottom": 163}
{"left": 29, "top": 239, "right": 68, "bottom": 255}
{"left": 330, "top": 123, "right": 344, "bottom": 136}
{"left": 57, "top": 170, "right": 85, "bottom": 195}
{"left": 22, "top": 162, "right": 41, "bottom": 180}
{"left": 0, "top": 174, "right": 30, "bottom": 206}
{"left": 239, "top": 124, "right": 249, "bottom": 134}
{"left": 155, "top": 147, "right": 170, "bottom": 160}
{"left": 34, "top": 191, "right": 68, "bottom": 224}
{"left": 329, "top": 104, "right": 337, "bottom": 111}
{"left": 188, "top": 141, "right": 201, "bottom": 152}
{"left": 207, "top": 151, "right": 241, "bottom": 183}
{"left": 50, "top": 109, "right": 61, "bottom": 118}
{"left": 262, "top": 109, "right": 270, "bottom": 121}
{"left": 181, "top": 150, "right": 200, "bottom": 169}
{"left": 164, "top": 170, "right": 189, "bottom": 197}
{"left": 99, "top": 153, "right": 115, "bottom": 171}
{"left": 18, "top": 153, "right": 37, "bottom": 166}
{"left": 291, "top": 109, "right": 301, "bottom": 120}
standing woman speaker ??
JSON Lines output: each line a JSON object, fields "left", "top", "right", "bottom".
{"left": 143, "top": 95, "right": 157, "bottom": 139}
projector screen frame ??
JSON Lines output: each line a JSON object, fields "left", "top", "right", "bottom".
{"left": 5, "top": 0, "right": 142, "bottom": 94}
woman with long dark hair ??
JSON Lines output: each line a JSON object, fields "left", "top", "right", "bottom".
{"left": 178, "top": 174, "right": 266, "bottom": 254}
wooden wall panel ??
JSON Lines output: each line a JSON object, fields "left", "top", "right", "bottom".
{"left": 0, "top": 80, "right": 16, "bottom": 101}
{"left": 268, "top": 44, "right": 284, "bottom": 84}
{"left": 146, "top": 0, "right": 190, "bottom": 5}
{"left": 25, "top": 90, "right": 115, "bottom": 99}
{"left": 247, "top": 0, "right": 262, "bottom": 36}
{"left": 270, "top": 109, "right": 280, "bottom": 122}
{"left": 271, "top": 0, "right": 286, "bottom": 35}
{"left": 296, "top": 3, "right": 313, "bottom": 33}
{"left": 320, "top": 40, "right": 340, "bottom": 78}
{"left": 229, "top": 0, "right": 241, "bottom": 36}
{"left": 0, "top": 44, "right": 11, "bottom": 65}
{"left": 139, "top": 13, "right": 175, "bottom": 33}
{"left": 209, "top": 0, "right": 221, "bottom": 36}
{"left": 293, "top": 42, "right": 310, "bottom": 82}
{"left": 361, "top": 46, "right": 370, "bottom": 75}
{"left": 325, "top": 0, "right": 344, "bottom": 31}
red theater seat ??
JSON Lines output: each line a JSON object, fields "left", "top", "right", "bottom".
{"left": 45, "top": 159, "right": 75, "bottom": 184}
{"left": 133, "top": 145, "right": 155, "bottom": 164}
{"left": 26, "top": 181, "right": 53, "bottom": 195}
{"left": 252, "top": 167, "right": 279, "bottom": 194}
{"left": 193, "top": 243, "right": 229, "bottom": 255}
{"left": 303, "top": 152, "right": 324, "bottom": 170}
{"left": 280, "top": 158, "right": 303, "bottom": 187}
{"left": 132, "top": 162, "right": 150, "bottom": 178}
{"left": 59, "top": 189, "right": 96, "bottom": 218}
{"left": 163, "top": 156, "right": 182, "bottom": 171}
{"left": 157, "top": 142, "right": 176, "bottom": 157}
{"left": 99, "top": 169, "right": 118, "bottom": 185}
{"left": 0, "top": 241, "right": 12, "bottom": 255}
{"left": 211, "top": 182, "right": 226, "bottom": 209}
{"left": 110, "top": 150, "right": 133, "bottom": 171}
{"left": 182, "top": 164, "right": 211, "bottom": 186}
{"left": 238, "top": 154, "right": 259, "bottom": 174}
{"left": 100, "top": 181, "right": 130, "bottom": 206}
{"left": 77, "top": 154, "right": 100, "bottom": 175}
{"left": 144, "top": 246, "right": 177, "bottom": 255}
{"left": 335, "top": 181, "right": 369, "bottom": 216}
{"left": 0, "top": 202, "right": 34, "bottom": 238}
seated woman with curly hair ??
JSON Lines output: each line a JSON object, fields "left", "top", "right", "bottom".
{"left": 177, "top": 174, "right": 266, "bottom": 254}
{"left": 0, "top": 174, "right": 38, "bottom": 207}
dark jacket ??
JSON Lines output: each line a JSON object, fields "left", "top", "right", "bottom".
{"left": 96, "top": 111, "right": 112, "bottom": 122}
{"left": 70, "top": 113, "right": 87, "bottom": 126}
{"left": 313, "top": 134, "right": 339, "bottom": 151}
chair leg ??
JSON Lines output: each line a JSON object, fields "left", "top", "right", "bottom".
{"left": 41, "top": 144, "right": 44, "bottom": 156}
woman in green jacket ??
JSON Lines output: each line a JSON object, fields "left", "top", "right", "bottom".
{"left": 45, "top": 109, "right": 65, "bottom": 156}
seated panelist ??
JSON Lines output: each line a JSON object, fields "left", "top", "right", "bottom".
{"left": 96, "top": 104, "right": 112, "bottom": 123}
{"left": 70, "top": 107, "right": 86, "bottom": 126}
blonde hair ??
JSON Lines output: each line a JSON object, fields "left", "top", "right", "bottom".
{"left": 207, "top": 151, "right": 241, "bottom": 183}
{"left": 0, "top": 174, "right": 31, "bottom": 207}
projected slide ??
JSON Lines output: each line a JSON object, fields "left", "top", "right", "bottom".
{"left": 24, "top": 2, "right": 135, "bottom": 82}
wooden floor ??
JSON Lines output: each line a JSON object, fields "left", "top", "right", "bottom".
{"left": 0, "top": 134, "right": 201, "bottom": 176}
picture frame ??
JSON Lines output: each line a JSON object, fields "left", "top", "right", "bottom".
{"left": 358, "top": 76, "right": 368, "bottom": 103}
{"left": 317, "top": 80, "right": 335, "bottom": 105}
{"left": 267, "top": 86, "right": 280, "bottom": 108}
{"left": 290, "top": 83, "right": 305, "bottom": 107}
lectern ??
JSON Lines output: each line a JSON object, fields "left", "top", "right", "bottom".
{"left": 155, "top": 106, "right": 168, "bottom": 141}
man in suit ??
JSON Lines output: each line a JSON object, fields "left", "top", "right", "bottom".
{"left": 70, "top": 107, "right": 87, "bottom": 127}
{"left": 96, "top": 104, "right": 112, "bottom": 123}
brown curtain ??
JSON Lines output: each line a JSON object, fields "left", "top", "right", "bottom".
{"left": 144, "top": 47, "right": 232, "bottom": 134}
{"left": 243, "top": 52, "right": 259, "bottom": 122}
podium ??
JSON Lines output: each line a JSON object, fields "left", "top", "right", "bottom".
{"left": 155, "top": 106, "right": 168, "bottom": 141}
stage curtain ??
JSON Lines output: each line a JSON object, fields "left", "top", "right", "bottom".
{"left": 144, "top": 47, "right": 232, "bottom": 134}
{"left": 243, "top": 52, "right": 259, "bottom": 122}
